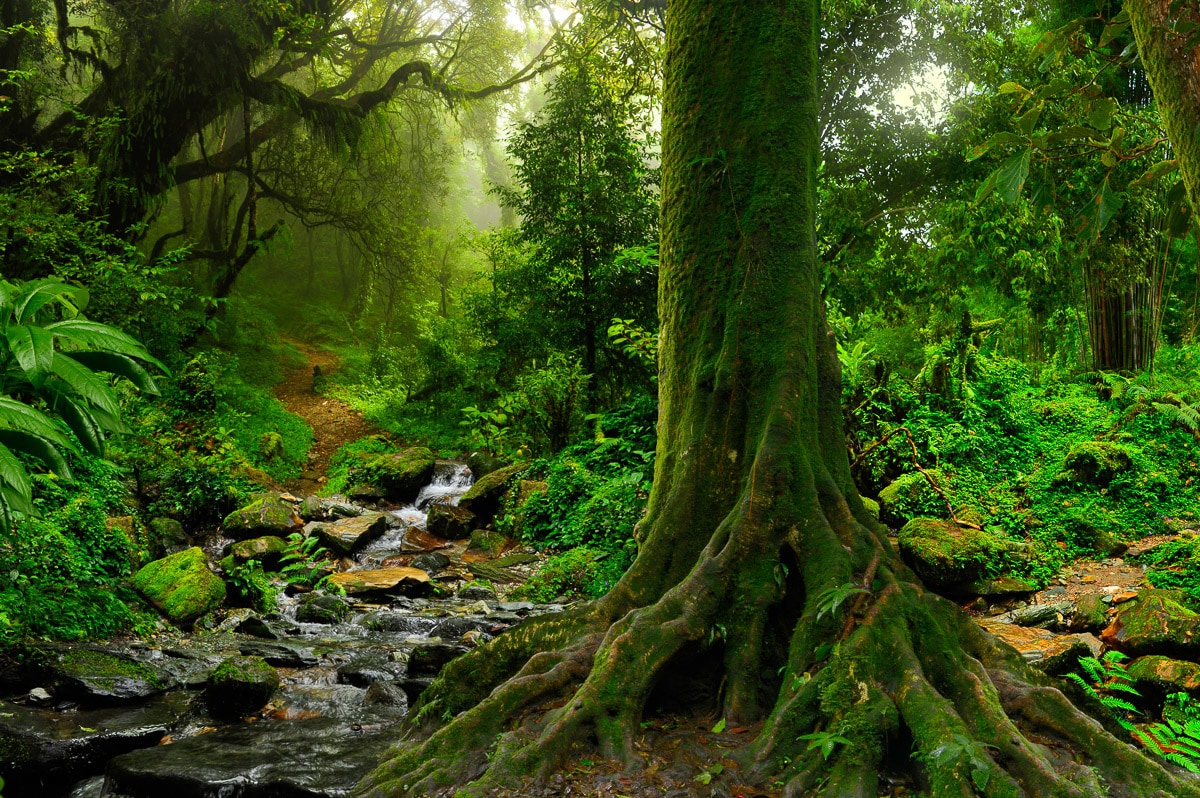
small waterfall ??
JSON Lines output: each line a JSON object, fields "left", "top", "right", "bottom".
{"left": 357, "top": 463, "right": 475, "bottom": 564}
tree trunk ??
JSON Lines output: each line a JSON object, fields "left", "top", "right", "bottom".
{"left": 357, "top": 2, "right": 1200, "bottom": 795}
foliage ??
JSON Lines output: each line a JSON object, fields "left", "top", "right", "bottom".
{"left": 511, "top": 544, "right": 635, "bottom": 602}
{"left": 224, "top": 558, "right": 278, "bottom": 613}
{"left": 324, "top": 436, "right": 399, "bottom": 495}
{"left": 1065, "top": 651, "right": 1141, "bottom": 725}
{"left": 279, "top": 532, "right": 334, "bottom": 590}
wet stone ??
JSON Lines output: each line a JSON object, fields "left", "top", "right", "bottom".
{"left": 235, "top": 615, "right": 281, "bottom": 639}
{"left": 358, "top": 612, "right": 438, "bottom": 635}
{"left": 430, "top": 616, "right": 492, "bottom": 641}
{"left": 406, "top": 643, "right": 470, "bottom": 678}
{"left": 238, "top": 642, "right": 318, "bottom": 669}
{"left": 411, "top": 552, "right": 451, "bottom": 575}
{"left": 336, "top": 656, "right": 406, "bottom": 687}
{"left": 296, "top": 594, "right": 352, "bottom": 625}
{"left": 457, "top": 583, "right": 498, "bottom": 602}
{"left": 363, "top": 681, "right": 410, "bottom": 713}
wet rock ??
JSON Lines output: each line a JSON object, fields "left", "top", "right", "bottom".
{"left": 1070, "top": 594, "right": 1110, "bottom": 632}
{"left": 363, "top": 681, "right": 410, "bottom": 712}
{"left": 348, "top": 484, "right": 385, "bottom": 501}
{"left": 221, "top": 493, "right": 304, "bottom": 539}
{"left": 349, "top": 446, "right": 437, "bottom": 503}
{"left": 148, "top": 517, "right": 189, "bottom": 556}
{"left": 467, "top": 529, "right": 509, "bottom": 555}
{"left": 204, "top": 656, "right": 280, "bottom": 720}
{"left": 323, "top": 499, "right": 363, "bottom": 519}
{"left": 1101, "top": 589, "right": 1200, "bottom": 657}
{"left": 296, "top": 594, "right": 352, "bottom": 625}
{"left": 237, "top": 642, "right": 318, "bottom": 669}
{"left": 430, "top": 616, "right": 491, "bottom": 640}
{"left": 235, "top": 615, "right": 282, "bottom": 639}
{"left": 458, "top": 463, "right": 526, "bottom": 526}
{"left": 105, "top": 716, "right": 397, "bottom": 797}
{"left": 336, "top": 656, "right": 405, "bottom": 687}
{"left": 961, "top": 576, "right": 1037, "bottom": 597}
{"left": 0, "top": 690, "right": 193, "bottom": 795}
{"left": 897, "top": 518, "right": 1026, "bottom": 592}
{"left": 359, "top": 612, "right": 438, "bottom": 635}
{"left": 401, "top": 527, "right": 453, "bottom": 552}
{"left": 411, "top": 551, "right": 451, "bottom": 575}
{"left": 426, "top": 504, "right": 475, "bottom": 540}
{"left": 327, "top": 566, "right": 432, "bottom": 597}
{"left": 997, "top": 601, "right": 1075, "bottom": 630}
{"left": 407, "top": 643, "right": 471, "bottom": 678}
{"left": 466, "top": 451, "right": 507, "bottom": 479}
{"left": 299, "top": 495, "right": 323, "bottom": 520}
{"left": 33, "top": 646, "right": 165, "bottom": 705}
{"left": 133, "top": 547, "right": 226, "bottom": 627}
{"left": 1127, "top": 655, "right": 1200, "bottom": 698}
{"left": 230, "top": 535, "right": 289, "bottom": 569}
{"left": 457, "top": 582, "right": 498, "bottom": 602}
{"left": 497, "top": 601, "right": 535, "bottom": 613}
{"left": 313, "top": 512, "right": 389, "bottom": 555}
{"left": 978, "top": 619, "right": 1102, "bottom": 674}
{"left": 27, "top": 686, "right": 53, "bottom": 706}
{"left": 398, "top": 677, "right": 434, "bottom": 703}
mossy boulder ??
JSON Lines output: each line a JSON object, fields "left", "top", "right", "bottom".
{"left": 1057, "top": 440, "right": 1134, "bottom": 486}
{"left": 149, "top": 517, "right": 189, "bottom": 556}
{"left": 35, "top": 646, "right": 165, "bottom": 704}
{"left": 897, "top": 518, "right": 1024, "bottom": 592}
{"left": 349, "top": 447, "right": 436, "bottom": 502}
{"left": 313, "top": 512, "right": 389, "bottom": 555}
{"left": 222, "top": 493, "right": 303, "bottom": 539}
{"left": 1127, "top": 655, "right": 1200, "bottom": 698}
{"left": 426, "top": 504, "right": 474, "bottom": 540}
{"left": 861, "top": 496, "right": 880, "bottom": 522}
{"left": 467, "top": 529, "right": 509, "bottom": 556}
{"left": 878, "top": 470, "right": 947, "bottom": 526}
{"left": 296, "top": 594, "right": 351, "bottom": 624}
{"left": 1070, "top": 593, "right": 1110, "bottom": 632}
{"left": 458, "top": 463, "right": 526, "bottom": 526}
{"left": 230, "top": 536, "right": 288, "bottom": 569}
{"left": 204, "top": 656, "right": 280, "bottom": 720}
{"left": 1101, "top": 589, "right": 1200, "bottom": 657}
{"left": 133, "top": 547, "right": 226, "bottom": 626}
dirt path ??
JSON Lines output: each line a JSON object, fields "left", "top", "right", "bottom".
{"left": 274, "top": 340, "right": 381, "bottom": 494}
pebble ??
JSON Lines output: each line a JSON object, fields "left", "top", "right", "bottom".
{"left": 27, "top": 687, "right": 53, "bottom": 706}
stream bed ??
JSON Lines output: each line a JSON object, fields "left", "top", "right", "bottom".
{"left": 1, "top": 462, "right": 560, "bottom": 798}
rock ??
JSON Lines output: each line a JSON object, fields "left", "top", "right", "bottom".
{"left": 221, "top": 493, "right": 303, "bottom": 539}
{"left": 466, "top": 451, "right": 507, "bottom": 479}
{"left": 132, "top": 547, "right": 226, "bottom": 627}
{"left": 148, "top": 517, "right": 189, "bottom": 556}
{"left": 457, "top": 582, "right": 498, "bottom": 602}
{"left": 425, "top": 504, "right": 475, "bottom": 540}
{"left": 1101, "top": 589, "right": 1200, "bottom": 657}
{"left": 204, "top": 656, "right": 280, "bottom": 719}
{"left": 458, "top": 463, "right": 526, "bottom": 526}
{"left": 230, "top": 535, "right": 288, "bottom": 568}
{"left": 234, "top": 615, "right": 281, "bottom": 639}
{"left": 348, "top": 484, "right": 385, "bottom": 501}
{"left": 401, "top": 527, "right": 453, "bottom": 552}
{"left": 978, "top": 619, "right": 1102, "bottom": 674}
{"left": 0, "top": 690, "right": 193, "bottom": 795}
{"left": 1070, "top": 594, "right": 1110, "bottom": 632}
{"left": 861, "top": 495, "right": 880, "bottom": 522}
{"left": 363, "top": 681, "right": 410, "bottom": 712}
{"left": 407, "top": 642, "right": 471, "bottom": 678}
{"left": 496, "top": 601, "right": 535, "bottom": 613}
{"left": 27, "top": 686, "right": 52, "bottom": 706}
{"left": 359, "top": 612, "right": 439, "bottom": 635}
{"left": 430, "top": 616, "right": 491, "bottom": 641}
{"left": 296, "top": 594, "right": 352, "bottom": 624}
{"left": 336, "top": 656, "right": 405, "bottom": 687}
{"left": 467, "top": 529, "right": 509, "bottom": 556}
{"left": 314, "top": 512, "right": 389, "bottom": 555}
{"left": 998, "top": 601, "right": 1075, "bottom": 630}
{"left": 237, "top": 642, "right": 318, "bottom": 668}
{"left": 1128, "top": 654, "right": 1200, "bottom": 699}
{"left": 299, "top": 495, "right": 323, "bottom": 520}
{"left": 326, "top": 566, "right": 432, "bottom": 596}
{"left": 1056, "top": 440, "right": 1134, "bottom": 486}
{"left": 349, "top": 446, "right": 437, "bottom": 502}
{"left": 961, "top": 576, "right": 1037, "bottom": 597}
{"left": 30, "top": 647, "right": 164, "bottom": 705}
{"left": 878, "top": 470, "right": 947, "bottom": 526}
{"left": 897, "top": 518, "right": 1024, "bottom": 591}
{"left": 411, "top": 552, "right": 451, "bottom": 575}
{"left": 105, "top": 716, "right": 396, "bottom": 795}
{"left": 324, "top": 499, "right": 363, "bottom": 518}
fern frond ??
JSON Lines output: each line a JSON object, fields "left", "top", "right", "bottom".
{"left": 1100, "top": 697, "right": 1138, "bottom": 714}
{"left": 1165, "top": 753, "right": 1200, "bottom": 773}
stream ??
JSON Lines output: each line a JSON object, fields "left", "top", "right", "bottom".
{"left": 1, "top": 462, "right": 561, "bottom": 798}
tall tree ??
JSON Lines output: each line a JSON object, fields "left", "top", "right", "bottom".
{"left": 359, "top": 1, "right": 1200, "bottom": 795}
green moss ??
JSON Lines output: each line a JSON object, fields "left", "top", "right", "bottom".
{"left": 898, "top": 518, "right": 1021, "bottom": 589}
{"left": 54, "top": 648, "right": 161, "bottom": 684}
{"left": 132, "top": 547, "right": 226, "bottom": 625}
{"left": 344, "top": 446, "right": 436, "bottom": 501}
{"left": 878, "top": 470, "right": 947, "bottom": 525}
{"left": 221, "top": 493, "right": 302, "bottom": 537}
{"left": 1057, "top": 440, "right": 1135, "bottom": 486}
{"left": 231, "top": 536, "right": 288, "bottom": 568}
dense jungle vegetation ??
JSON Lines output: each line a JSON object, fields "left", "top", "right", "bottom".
{"left": 14, "top": 0, "right": 1200, "bottom": 795}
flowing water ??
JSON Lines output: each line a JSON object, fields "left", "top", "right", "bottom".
{"left": 0, "top": 464, "right": 559, "bottom": 798}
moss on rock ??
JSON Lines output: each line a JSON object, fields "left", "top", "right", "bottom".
{"left": 458, "top": 464, "right": 526, "bottom": 526}
{"left": 1057, "top": 440, "right": 1134, "bottom": 486}
{"left": 1101, "top": 589, "right": 1200, "bottom": 657}
{"left": 231, "top": 536, "right": 289, "bottom": 568}
{"left": 222, "top": 493, "right": 303, "bottom": 539}
{"left": 898, "top": 518, "right": 1022, "bottom": 591}
{"left": 132, "top": 547, "right": 226, "bottom": 626}
{"left": 205, "top": 655, "right": 280, "bottom": 719}
{"left": 878, "top": 470, "right": 947, "bottom": 526}
{"left": 349, "top": 447, "right": 436, "bottom": 502}
{"left": 1127, "top": 654, "right": 1200, "bottom": 697}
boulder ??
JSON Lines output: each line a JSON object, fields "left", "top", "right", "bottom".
{"left": 897, "top": 518, "right": 1024, "bottom": 591}
{"left": 149, "top": 517, "right": 189, "bottom": 556}
{"left": 466, "top": 451, "right": 507, "bottom": 479}
{"left": 221, "top": 493, "right": 303, "bottom": 539}
{"left": 457, "top": 582, "right": 498, "bottom": 602}
{"left": 1057, "top": 440, "right": 1134, "bottom": 486}
{"left": 412, "top": 552, "right": 451, "bottom": 575}
{"left": 959, "top": 576, "right": 1037, "bottom": 597}
{"left": 995, "top": 601, "right": 1075, "bottom": 631}
{"left": 237, "top": 642, "right": 318, "bottom": 669}
{"left": 336, "top": 656, "right": 405, "bottom": 687}
{"left": 861, "top": 496, "right": 880, "bottom": 522}
{"left": 425, "top": 504, "right": 475, "bottom": 539}
{"left": 299, "top": 495, "right": 323, "bottom": 520}
{"left": 878, "top": 470, "right": 947, "bottom": 526}
{"left": 1128, "top": 655, "right": 1200, "bottom": 698}
{"left": 1101, "top": 589, "right": 1200, "bottom": 657}
{"left": 230, "top": 535, "right": 288, "bottom": 568}
{"left": 401, "top": 527, "right": 453, "bottom": 552}
{"left": 458, "top": 464, "right": 526, "bottom": 526}
{"left": 203, "top": 656, "right": 280, "bottom": 720}
{"left": 326, "top": 566, "right": 431, "bottom": 596}
{"left": 350, "top": 446, "right": 437, "bottom": 502}
{"left": 467, "top": 529, "right": 509, "bottom": 556}
{"left": 313, "top": 512, "right": 389, "bottom": 555}
{"left": 33, "top": 647, "right": 164, "bottom": 704}
{"left": 132, "top": 547, "right": 226, "bottom": 626}
{"left": 978, "top": 619, "right": 1102, "bottom": 674}
{"left": 296, "top": 594, "right": 352, "bottom": 624}
{"left": 1070, "top": 594, "right": 1110, "bottom": 632}
{"left": 363, "top": 681, "right": 410, "bottom": 712}
{"left": 407, "top": 642, "right": 471, "bottom": 678}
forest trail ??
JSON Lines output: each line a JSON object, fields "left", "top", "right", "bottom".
{"left": 275, "top": 339, "right": 380, "bottom": 494}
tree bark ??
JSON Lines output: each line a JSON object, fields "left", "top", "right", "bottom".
{"left": 356, "top": 1, "right": 1200, "bottom": 795}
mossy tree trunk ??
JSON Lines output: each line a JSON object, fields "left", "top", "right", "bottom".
{"left": 358, "top": 1, "right": 1200, "bottom": 795}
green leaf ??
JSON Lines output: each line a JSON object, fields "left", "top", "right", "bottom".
{"left": 53, "top": 399, "right": 106, "bottom": 456}
{"left": 997, "top": 81, "right": 1030, "bottom": 97}
{"left": 6, "top": 324, "right": 53, "bottom": 378}
{"left": 64, "top": 351, "right": 160, "bottom": 394}
{"left": 1076, "top": 177, "right": 1124, "bottom": 240}
{"left": 1087, "top": 98, "right": 1116, "bottom": 131}
{"left": 0, "top": 397, "right": 76, "bottom": 452}
{"left": 1016, "top": 104, "right": 1043, "bottom": 136}
{"left": 1099, "top": 20, "right": 1130, "bottom": 47}
{"left": 1129, "top": 159, "right": 1179, "bottom": 190}
{"left": 0, "top": 430, "right": 71, "bottom": 482}
{"left": 12, "top": 279, "right": 78, "bottom": 325}
{"left": 49, "top": 352, "right": 121, "bottom": 417}
{"left": 996, "top": 150, "right": 1031, "bottom": 204}
{"left": 711, "top": 718, "right": 726, "bottom": 733}
{"left": 44, "top": 319, "right": 166, "bottom": 371}
{"left": 0, "top": 441, "right": 32, "bottom": 500}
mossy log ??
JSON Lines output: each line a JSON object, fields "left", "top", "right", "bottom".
{"left": 357, "top": 1, "right": 1200, "bottom": 796}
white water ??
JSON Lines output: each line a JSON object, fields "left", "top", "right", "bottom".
{"left": 356, "top": 462, "right": 474, "bottom": 563}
